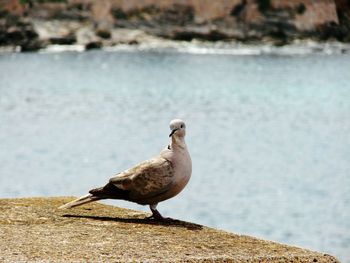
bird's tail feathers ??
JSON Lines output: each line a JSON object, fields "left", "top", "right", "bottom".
{"left": 59, "top": 194, "right": 101, "bottom": 209}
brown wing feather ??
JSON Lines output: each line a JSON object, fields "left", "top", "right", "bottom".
{"left": 109, "top": 157, "right": 175, "bottom": 202}
{"left": 89, "top": 183, "right": 130, "bottom": 200}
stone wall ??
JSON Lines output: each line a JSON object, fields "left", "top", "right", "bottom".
{"left": 0, "top": 197, "right": 341, "bottom": 262}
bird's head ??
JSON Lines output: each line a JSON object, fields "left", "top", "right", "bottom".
{"left": 169, "top": 119, "right": 186, "bottom": 138}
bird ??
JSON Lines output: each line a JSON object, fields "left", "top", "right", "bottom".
{"left": 59, "top": 119, "right": 192, "bottom": 220}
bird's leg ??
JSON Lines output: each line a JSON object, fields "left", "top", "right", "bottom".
{"left": 147, "top": 204, "right": 167, "bottom": 220}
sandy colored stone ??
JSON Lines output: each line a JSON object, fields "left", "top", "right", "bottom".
{"left": 0, "top": 197, "right": 340, "bottom": 263}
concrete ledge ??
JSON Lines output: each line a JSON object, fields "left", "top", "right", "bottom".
{"left": 0, "top": 197, "right": 340, "bottom": 262}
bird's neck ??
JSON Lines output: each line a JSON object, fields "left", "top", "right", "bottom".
{"left": 171, "top": 135, "right": 186, "bottom": 150}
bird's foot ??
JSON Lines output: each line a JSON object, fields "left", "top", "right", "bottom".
{"left": 146, "top": 214, "right": 172, "bottom": 221}
{"left": 147, "top": 208, "right": 172, "bottom": 221}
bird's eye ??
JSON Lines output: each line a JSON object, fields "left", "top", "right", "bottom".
{"left": 180, "top": 124, "right": 184, "bottom": 128}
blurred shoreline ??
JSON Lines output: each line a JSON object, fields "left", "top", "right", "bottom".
{"left": 2, "top": 37, "right": 350, "bottom": 55}
{"left": 1, "top": 0, "right": 350, "bottom": 53}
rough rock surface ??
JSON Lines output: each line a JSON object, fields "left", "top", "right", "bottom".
{"left": 0, "top": 11, "right": 42, "bottom": 51}
{"left": 0, "top": 197, "right": 340, "bottom": 262}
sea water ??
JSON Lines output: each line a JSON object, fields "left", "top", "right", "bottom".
{"left": 0, "top": 49, "right": 349, "bottom": 261}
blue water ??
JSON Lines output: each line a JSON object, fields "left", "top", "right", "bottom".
{"left": 0, "top": 50, "right": 349, "bottom": 262}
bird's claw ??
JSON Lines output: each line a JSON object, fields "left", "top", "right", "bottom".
{"left": 146, "top": 216, "right": 172, "bottom": 222}
{"left": 146, "top": 214, "right": 172, "bottom": 221}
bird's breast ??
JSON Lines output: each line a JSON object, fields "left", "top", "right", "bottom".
{"left": 153, "top": 147, "right": 191, "bottom": 202}
{"left": 169, "top": 150, "right": 192, "bottom": 193}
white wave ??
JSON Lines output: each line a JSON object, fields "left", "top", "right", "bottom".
{"left": 40, "top": 44, "right": 85, "bottom": 53}
{"left": 36, "top": 40, "right": 350, "bottom": 56}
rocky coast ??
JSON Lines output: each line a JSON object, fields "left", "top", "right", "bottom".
{"left": 0, "top": 0, "right": 350, "bottom": 52}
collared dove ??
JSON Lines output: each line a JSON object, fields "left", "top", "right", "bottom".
{"left": 59, "top": 119, "right": 192, "bottom": 220}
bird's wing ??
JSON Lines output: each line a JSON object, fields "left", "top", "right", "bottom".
{"left": 109, "top": 157, "right": 175, "bottom": 199}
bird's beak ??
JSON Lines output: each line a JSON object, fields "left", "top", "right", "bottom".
{"left": 169, "top": 128, "right": 179, "bottom": 137}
